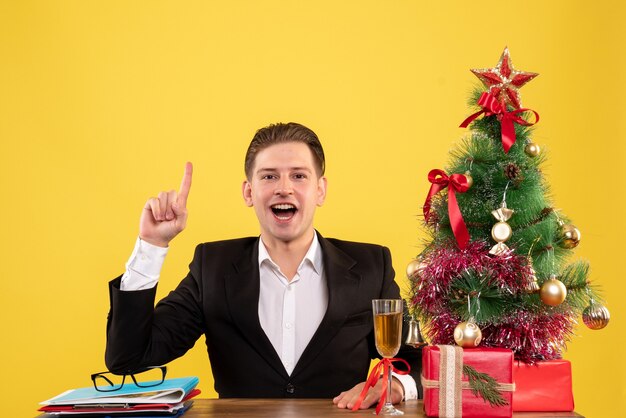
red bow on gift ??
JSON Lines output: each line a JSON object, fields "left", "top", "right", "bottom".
{"left": 423, "top": 169, "right": 470, "bottom": 249}
{"left": 351, "top": 357, "right": 410, "bottom": 415}
{"left": 460, "top": 91, "right": 539, "bottom": 153}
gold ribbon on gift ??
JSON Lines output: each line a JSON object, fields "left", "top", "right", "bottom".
{"left": 420, "top": 345, "right": 515, "bottom": 418}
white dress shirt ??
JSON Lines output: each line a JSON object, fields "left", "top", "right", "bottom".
{"left": 257, "top": 235, "right": 327, "bottom": 375}
{"left": 120, "top": 236, "right": 417, "bottom": 399}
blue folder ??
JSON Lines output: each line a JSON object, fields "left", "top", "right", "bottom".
{"left": 42, "top": 377, "right": 199, "bottom": 406}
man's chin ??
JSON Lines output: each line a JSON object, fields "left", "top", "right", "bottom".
{"left": 269, "top": 232, "right": 299, "bottom": 244}
{"left": 263, "top": 226, "right": 311, "bottom": 245}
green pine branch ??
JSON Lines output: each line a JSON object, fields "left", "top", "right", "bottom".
{"left": 560, "top": 260, "right": 598, "bottom": 310}
{"left": 448, "top": 269, "right": 522, "bottom": 322}
{"left": 463, "top": 364, "right": 508, "bottom": 407}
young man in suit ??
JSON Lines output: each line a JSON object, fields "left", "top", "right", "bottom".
{"left": 105, "top": 122, "right": 422, "bottom": 409}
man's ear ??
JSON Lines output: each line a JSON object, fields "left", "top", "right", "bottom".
{"left": 316, "top": 176, "right": 327, "bottom": 206}
{"left": 242, "top": 180, "right": 254, "bottom": 207}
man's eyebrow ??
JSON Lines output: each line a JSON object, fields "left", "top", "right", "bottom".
{"left": 290, "top": 167, "right": 313, "bottom": 172}
{"left": 255, "top": 168, "right": 277, "bottom": 175}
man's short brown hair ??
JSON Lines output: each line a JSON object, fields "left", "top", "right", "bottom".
{"left": 244, "top": 122, "right": 326, "bottom": 179}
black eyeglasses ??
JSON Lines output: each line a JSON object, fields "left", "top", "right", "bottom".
{"left": 91, "top": 366, "right": 167, "bottom": 392}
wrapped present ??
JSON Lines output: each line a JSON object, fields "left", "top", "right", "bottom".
{"left": 422, "top": 345, "right": 514, "bottom": 418}
{"left": 513, "top": 359, "right": 574, "bottom": 411}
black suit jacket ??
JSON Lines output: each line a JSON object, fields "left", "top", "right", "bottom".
{"left": 105, "top": 233, "right": 422, "bottom": 398}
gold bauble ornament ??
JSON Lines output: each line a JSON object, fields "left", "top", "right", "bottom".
{"left": 406, "top": 259, "right": 426, "bottom": 278}
{"left": 582, "top": 302, "right": 610, "bottom": 330}
{"left": 525, "top": 142, "right": 541, "bottom": 157}
{"left": 540, "top": 276, "right": 567, "bottom": 306}
{"left": 464, "top": 171, "right": 473, "bottom": 189}
{"left": 453, "top": 320, "right": 482, "bottom": 348}
{"left": 558, "top": 223, "right": 581, "bottom": 249}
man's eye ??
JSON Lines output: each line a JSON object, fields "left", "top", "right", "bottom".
{"left": 293, "top": 173, "right": 307, "bottom": 180}
{"left": 262, "top": 175, "right": 277, "bottom": 180}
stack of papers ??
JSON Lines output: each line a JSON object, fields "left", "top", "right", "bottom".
{"left": 38, "top": 376, "right": 200, "bottom": 417}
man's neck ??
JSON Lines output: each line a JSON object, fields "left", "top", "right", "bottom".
{"left": 260, "top": 231, "right": 316, "bottom": 281}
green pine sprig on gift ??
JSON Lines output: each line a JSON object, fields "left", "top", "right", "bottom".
{"left": 463, "top": 364, "right": 508, "bottom": 407}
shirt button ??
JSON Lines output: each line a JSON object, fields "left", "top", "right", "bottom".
{"left": 285, "top": 322, "right": 292, "bottom": 329}
{"left": 285, "top": 383, "right": 295, "bottom": 394}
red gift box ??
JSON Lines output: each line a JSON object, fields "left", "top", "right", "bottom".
{"left": 512, "top": 359, "right": 574, "bottom": 411}
{"left": 422, "top": 346, "right": 514, "bottom": 418}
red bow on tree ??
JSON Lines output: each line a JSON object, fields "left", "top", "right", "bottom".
{"left": 423, "top": 169, "right": 470, "bottom": 249}
{"left": 460, "top": 91, "right": 539, "bottom": 153}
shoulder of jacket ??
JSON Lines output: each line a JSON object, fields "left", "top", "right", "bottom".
{"left": 195, "top": 237, "right": 258, "bottom": 252}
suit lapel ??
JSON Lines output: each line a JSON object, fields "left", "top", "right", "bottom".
{"left": 224, "top": 238, "right": 289, "bottom": 379}
{"left": 291, "top": 234, "right": 361, "bottom": 378}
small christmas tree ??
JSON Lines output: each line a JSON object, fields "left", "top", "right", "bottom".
{"left": 407, "top": 48, "right": 610, "bottom": 363}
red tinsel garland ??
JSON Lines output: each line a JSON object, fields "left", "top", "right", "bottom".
{"left": 424, "top": 310, "right": 575, "bottom": 363}
{"left": 410, "top": 239, "right": 575, "bottom": 363}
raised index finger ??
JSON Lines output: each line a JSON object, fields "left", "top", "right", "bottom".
{"left": 177, "top": 162, "right": 193, "bottom": 207}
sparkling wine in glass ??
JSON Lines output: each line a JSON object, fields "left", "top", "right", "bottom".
{"left": 372, "top": 299, "right": 404, "bottom": 416}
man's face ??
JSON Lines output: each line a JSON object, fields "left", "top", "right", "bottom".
{"left": 242, "top": 141, "right": 327, "bottom": 247}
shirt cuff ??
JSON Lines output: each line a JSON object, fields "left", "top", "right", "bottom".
{"left": 120, "top": 237, "right": 169, "bottom": 291}
{"left": 392, "top": 372, "right": 418, "bottom": 401}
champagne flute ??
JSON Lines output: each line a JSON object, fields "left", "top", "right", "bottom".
{"left": 372, "top": 299, "right": 404, "bottom": 416}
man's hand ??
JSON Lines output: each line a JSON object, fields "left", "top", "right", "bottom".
{"left": 333, "top": 378, "right": 404, "bottom": 410}
{"left": 139, "top": 162, "right": 193, "bottom": 248}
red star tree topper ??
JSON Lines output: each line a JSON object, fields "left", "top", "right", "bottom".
{"left": 470, "top": 47, "right": 538, "bottom": 109}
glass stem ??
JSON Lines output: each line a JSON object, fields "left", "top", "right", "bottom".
{"left": 386, "top": 367, "right": 393, "bottom": 407}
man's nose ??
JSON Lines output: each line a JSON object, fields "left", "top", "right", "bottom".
{"left": 275, "top": 177, "right": 294, "bottom": 195}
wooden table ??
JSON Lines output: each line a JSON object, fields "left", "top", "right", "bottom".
{"left": 182, "top": 398, "right": 584, "bottom": 417}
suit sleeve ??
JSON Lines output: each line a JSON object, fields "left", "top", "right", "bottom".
{"left": 105, "top": 244, "right": 205, "bottom": 374}
{"left": 377, "top": 246, "right": 424, "bottom": 398}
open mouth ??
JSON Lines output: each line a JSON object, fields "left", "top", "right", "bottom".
{"left": 271, "top": 204, "right": 297, "bottom": 221}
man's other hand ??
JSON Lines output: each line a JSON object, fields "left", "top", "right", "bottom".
{"left": 139, "top": 162, "right": 193, "bottom": 247}
{"left": 332, "top": 377, "right": 404, "bottom": 410}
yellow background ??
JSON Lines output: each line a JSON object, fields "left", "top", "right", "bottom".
{"left": 1, "top": 1, "right": 624, "bottom": 416}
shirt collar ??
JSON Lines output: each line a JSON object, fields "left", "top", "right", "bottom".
{"left": 258, "top": 233, "right": 323, "bottom": 275}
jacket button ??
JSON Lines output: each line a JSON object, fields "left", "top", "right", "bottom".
{"left": 285, "top": 383, "right": 295, "bottom": 394}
